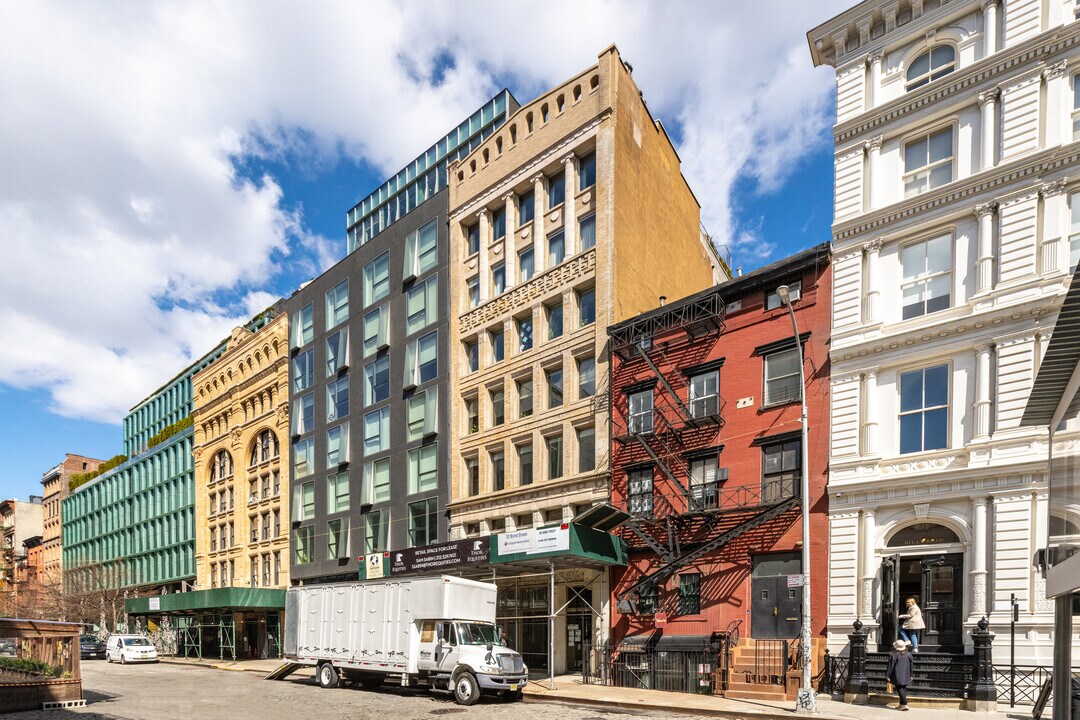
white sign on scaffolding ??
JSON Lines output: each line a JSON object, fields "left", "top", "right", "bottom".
{"left": 496, "top": 525, "right": 570, "bottom": 556}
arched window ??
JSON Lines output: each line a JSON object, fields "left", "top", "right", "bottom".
{"left": 886, "top": 522, "right": 960, "bottom": 547}
{"left": 906, "top": 45, "right": 956, "bottom": 90}
{"left": 249, "top": 429, "right": 278, "bottom": 466}
{"left": 209, "top": 450, "right": 233, "bottom": 483}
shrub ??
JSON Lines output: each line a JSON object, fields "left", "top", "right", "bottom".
{"left": 68, "top": 453, "right": 128, "bottom": 492}
{"left": 0, "top": 656, "right": 62, "bottom": 677}
{"left": 145, "top": 416, "right": 193, "bottom": 449}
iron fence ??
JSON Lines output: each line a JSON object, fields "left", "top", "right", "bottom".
{"left": 992, "top": 665, "right": 1063, "bottom": 707}
{"left": 582, "top": 640, "right": 721, "bottom": 695}
{"left": 822, "top": 652, "right": 850, "bottom": 695}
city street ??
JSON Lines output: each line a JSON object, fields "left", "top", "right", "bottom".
{"left": 4, "top": 661, "right": 708, "bottom": 720}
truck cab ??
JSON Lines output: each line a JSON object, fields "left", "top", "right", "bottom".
{"left": 417, "top": 620, "right": 527, "bottom": 704}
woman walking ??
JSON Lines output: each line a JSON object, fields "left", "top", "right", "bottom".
{"left": 898, "top": 597, "right": 925, "bottom": 652}
{"left": 886, "top": 639, "right": 915, "bottom": 711}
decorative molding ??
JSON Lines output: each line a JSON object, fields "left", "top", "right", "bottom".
{"left": 864, "top": 135, "right": 883, "bottom": 152}
{"left": 913, "top": 502, "right": 930, "bottom": 519}
{"left": 974, "top": 201, "right": 998, "bottom": 217}
{"left": 971, "top": 571, "right": 988, "bottom": 615}
{"left": 836, "top": 144, "right": 864, "bottom": 162}
{"left": 831, "top": 371, "right": 863, "bottom": 385}
{"left": 994, "top": 328, "right": 1038, "bottom": 348}
{"left": 879, "top": 453, "right": 970, "bottom": 476}
{"left": 1039, "top": 177, "right": 1068, "bottom": 197}
{"left": 977, "top": 88, "right": 1000, "bottom": 108}
{"left": 999, "top": 65, "right": 1045, "bottom": 93}
{"left": 863, "top": 237, "right": 883, "bottom": 253}
{"left": 866, "top": 50, "right": 884, "bottom": 65}
{"left": 981, "top": 0, "right": 1000, "bottom": 9}
{"left": 1042, "top": 59, "right": 1069, "bottom": 81}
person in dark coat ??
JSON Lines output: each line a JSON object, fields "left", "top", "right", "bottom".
{"left": 886, "top": 639, "right": 914, "bottom": 711}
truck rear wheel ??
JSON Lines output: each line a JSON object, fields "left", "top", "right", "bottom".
{"left": 453, "top": 672, "right": 481, "bottom": 706}
{"left": 317, "top": 663, "right": 339, "bottom": 689}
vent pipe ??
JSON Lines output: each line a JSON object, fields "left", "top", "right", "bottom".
{"left": 659, "top": 296, "right": 667, "bottom": 306}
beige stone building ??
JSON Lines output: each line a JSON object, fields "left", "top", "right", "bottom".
{"left": 40, "top": 454, "right": 102, "bottom": 593}
{"left": 446, "top": 45, "right": 724, "bottom": 673}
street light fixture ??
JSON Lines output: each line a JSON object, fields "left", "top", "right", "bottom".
{"left": 776, "top": 284, "right": 816, "bottom": 714}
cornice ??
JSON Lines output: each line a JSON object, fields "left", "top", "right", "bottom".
{"left": 193, "top": 358, "right": 287, "bottom": 417}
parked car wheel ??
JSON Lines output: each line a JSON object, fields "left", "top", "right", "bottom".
{"left": 317, "top": 662, "right": 339, "bottom": 689}
{"left": 120, "top": 654, "right": 127, "bottom": 665}
{"left": 106, "top": 654, "right": 113, "bottom": 664}
{"left": 453, "top": 672, "right": 480, "bottom": 706}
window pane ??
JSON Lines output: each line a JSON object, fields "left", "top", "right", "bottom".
{"left": 326, "top": 329, "right": 349, "bottom": 375}
{"left": 464, "top": 340, "right": 478, "bottom": 373}
{"left": 904, "top": 137, "right": 928, "bottom": 172}
{"left": 547, "top": 436, "right": 563, "bottom": 479}
{"left": 926, "top": 274, "right": 951, "bottom": 314}
{"left": 901, "top": 242, "right": 926, "bottom": 282}
{"left": 418, "top": 331, "right": 438, "bottom": 383}
{"left": 491, "top": 329, "right": 504, "bottom": 362}
{"left": 364, "top": 408, "right": 389, "bottom": 456}
{"left": 899, "top": 370, "right": 923, "bottom": 412}
{"left": 578, "top": 153, "right": 596, "bottom": 191}
{"left": 518, "top": 317, "right": 533, "bottom": 352}
{"left": 492, "top": 263, "right": 505, "bottom": 295}
{"left": 519, "top": 192, "right": 534, "bottom": 224}
{"left": 416, "top": 219, "right": 439, "bottom": 275}
{"left": 519, "top": 379, "right": 533, "bottom": 417}
{"left": 519, "top": 247, "right": 535, "bottom": 282}
{"left": 363, "top": 308, "right": 385, "bottom": 358}
{"left": 548, "top": 172, "right": 565, "bottom": 208}
{"left": 326, "top": 423, "right": 349, "bottom": 467}
{"left": 327, "top": 375, "right": 349, "bottom": 421}
{"left": 293, "top": 349, "right": 313, "bottom": 393}
{"left": 578, "top": 357, "right": 595, "bottom": 398}
{"left": 364, "top": 356, "right": 389, "bottom": 406}
{"left": 547, "top": 303, "right": 563, "bottom": 339}
{"left": 923, "top": 407, "right": 948, "bottom": 450}
{"left": 924, "top": 364, "right": 949, "bottom": 407}
{"left": 579, "top": 213, "right": 596, "bottom": 250}
{"left": 548, "top": 368, "right": 563, "bottom": 408}
{"left": 519, "top": 444, "right": 533, "bottom": 486}
{"left": 579, "top": 288, "right": 595, "bottom": 326}
{"left": 326, "top": 279, "right": 349, "bottom": 329}
{"left": 493, "top": 208, "right": 506, "bottom": 240}
{"left": 364, "top": 252, "right": 390, "bottom": 306}
{"left": 578, "top": 427, "right": 595, "bottom": 472}
{"left": 548, "top": 231, "right": 565, "bottom": 266}
{"left": 900, "top": 413, "right": 923, "bottom": 454}
{"left": 907, "top": 51, "right": 930, "bottom": 82}
{"left": 928, "top": 128, "right": 952, "bottom": 163}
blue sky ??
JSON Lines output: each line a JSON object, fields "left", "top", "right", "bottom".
{"left": 0, "top": 1, "right": 847, "bottom": 502}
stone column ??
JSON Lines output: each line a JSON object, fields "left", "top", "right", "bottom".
{"left": 863, "top": 239, "right": 882, "bottom": 324}
{"left": 978, "top": 88, "right": 999, "bottom": 171}
{"left": 477, "top": 208, "right": 490, "bottom": 302}
{"left": 531, "top": 174, "right": 546, "bottom": 274}
{"left": 860, "top": 508, "right": 877, "bottom": 623}
{"left": 562, "top": 154, "right": 577, "bottom": 255}
{"left": 503, "top": 193, "right": 517, "bottom": 288}
{"left": 975, "top": 202, "right": 997, "bottom": 294}
{"left": 971, "top": 497, "right": 989, "bottom": 617}
{"left": 865, "top": 136, "right": 883, "bottom": 210}
{"left": 866, "top": 51, "right": 884, "bottom": 109}
{"left": 983, "top": 0, "right": 999, "bottom": 57}
{"left": 862, "top": 370, "right": 878, "bottom": 456}
{"left": 974, "top": 343, "right": 993, "bottom": 439}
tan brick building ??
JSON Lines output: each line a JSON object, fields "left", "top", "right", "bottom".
{"left": 189, "top": 310, "right": 290, "bottom": 658}
{"left": 40, "top": 454, "right": 102, "bottom": 592}
{"left": 446, "top": 45, "right": 724, "bottom": 673}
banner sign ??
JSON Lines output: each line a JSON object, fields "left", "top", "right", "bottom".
{"left": 365, "top": 552, "right": 386, "bottom": 579}
{"left": 389, "top": 537, "right": 490, "bottom": 576}
{"left": 496, "top": 525, "right": 570, "bottom": 556}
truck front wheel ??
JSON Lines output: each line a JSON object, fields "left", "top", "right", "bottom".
{"left": 317, "top": 663, "right": 339, "bottom": 689}
{"left": 453, "top": 672, "right": 481, "bottom": 706}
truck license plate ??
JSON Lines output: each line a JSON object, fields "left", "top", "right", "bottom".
{"left": 510, "top": 684, "right": 518, "bottom": 691}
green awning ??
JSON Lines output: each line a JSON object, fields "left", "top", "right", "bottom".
{"left": 125, "top": 588, "right": 285, "bottom": 615}
{"left": 489, "top": 523, "right": 627, "bottom": 566}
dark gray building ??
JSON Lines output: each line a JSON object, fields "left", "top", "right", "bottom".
{"left": 286, "top": 91, "right": 517, "bottom": 583}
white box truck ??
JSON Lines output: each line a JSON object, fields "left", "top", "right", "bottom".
{"left": 283, "top": 576, "right": 528, "bottom": 705}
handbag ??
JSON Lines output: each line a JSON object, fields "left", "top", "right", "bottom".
{"left": 886, "top": 680, "right": 893, "bottom": 693}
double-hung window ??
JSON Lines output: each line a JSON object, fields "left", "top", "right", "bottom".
{"left": 578, "top": 287, "right": 595, "bottom": 326}
{"left": 467, "top": 277, "right": 480, "bottom": 308}
{"left": 547, "top": 367, "right": 563, "bottom": 408}
{"left": 765, "top": 281, "right": 801, "bottom": 311}
{"left": 466, "top": 458, "right": 480, "bottom": 496}
{"left": 577, "top": 426, "right": 595, "bottom": 472}
{"left": 465, "top": 396, "right": 478, "bottom": 434}
{"left": 407, "top": 443, "right": 438, "bottom": 495}
{"left": 405, "top": 331, "right": 438, "bottom": 386}
{"left": 518, "top": 378, "right": 533, "bottom": 417}
{"left": 406, "top": 276, "right": 438, "bottom": 335}
{"left": 517, "top": 315, "right": 533, "bottom": 352}
{"left": 406, "top": 387, "right": 438, "bottom": 440}
{"left": 764, "top": 348, "right": 801, "bottom": 405}
{"left": 627, "top": 468, "right": 653, "bottom": 518}
{"left": 364, "top": 356, "right": 389, "bottom": 406}
{"left": 899, "top": 364, "right": 949, "bottom": 454}
{"left": 325, "top": 279, "right": 349, "bottom": 329}
{"left": 904, "top": 127, "right": 953, "bottom": 197}
{"left": 491, "top": 388, "right": 505, "bottom": 426}
{"left": 363, "top": 252, "right": 390, "bottom": 306}
{"left": 905, "top": 45, "right": 956, "bottom": 91}
{"left": 678, "top": 573, "right": 701, "bottom": 615}
{"left": 326, "top": 375, "right": 349, "bottom": 422}
{"left": 762, "top": 439, "right": 799, "bottom": 501}
{"left": 490, "top": 328, "right": 504, "bottom": 363}
{"left": 689, "top": 455, "right": 720, "bottom": 509}
{"left": 546, "top": 301, "right": 563, "bottom": 339}
{"left": 363, "top": 407, "right": 390, "bottom": 456}
{"left": 464, "top": 339, "right": 479, "bottom": 373}
{"left": 518, "top": 444, "right": 533, "bottom": 485}
{"left": 901, "top": 233, "right": 952, "bottom": 319}
{"left": 547, "top": 435, "right": 563, "bottom": 479}
{"left": 492, "top": 208, "right": 506, "bottom": 241}
{"left": 689, "top": 370, "right": 720, "bottom": 418}
{"left": 628, "top": 389, "right": 654, "bottom": 434}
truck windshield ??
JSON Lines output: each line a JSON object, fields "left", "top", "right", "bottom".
{"left": 455, "top": 623, "right": 498, "bottom": 645}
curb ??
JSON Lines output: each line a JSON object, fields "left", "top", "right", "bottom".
{"left": 524, "top": 691, "right": 851, "bottom": 720}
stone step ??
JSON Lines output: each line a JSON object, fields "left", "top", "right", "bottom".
{"left": 724, "top": 687, "right": 794, "bottom": 701}
{"left": 867, "top": 692, "right": 964, "bottom": 709}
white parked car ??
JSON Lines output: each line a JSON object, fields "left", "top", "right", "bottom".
{"left": 105, "top": 635, "right": 158, "bottom": 664}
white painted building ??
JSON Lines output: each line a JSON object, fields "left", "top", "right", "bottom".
{"left": 809, "top": 0, "right": 1080, "bottom": 665}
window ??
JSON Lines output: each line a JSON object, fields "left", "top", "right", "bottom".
{"left": 517, "top": 315, "right": 533, "bottom": 352}
{"left": 292, "top": 304, "right": 313, "bottom": 347}
{"left": 579, "top": 213, "right": 596, "bottom": 250}
{"left": 404, "top": 219, "right": 438, "bottom": 279}
{"left": 407, "top": 387, "right": 438, "bottom": 440}
{"left": 466, "top": 396, "right": 478, "bottom": 434}
{"left": 519, "top": 246, "right": 535, "bottom": 282}
{"left": 764, "top": 348, "right": 801, "bottom": 405}
{"left": 362, "top": 307, "right": 388, "bottom": 358}
{"left": 1073, "top": 75, "right": 1080, "bottom": 141}
{"left": 491, "top": 388, "right": 505, "bottom": 426}
{"left": 1071, "top": 192, "right": 1080, "bottom": 272}
{"left": 905, "top": 45, "right": 956, "bottom": 91}
{"left": 293, "top": 526, "right": 313, "bottom": 564}
{"left": 547, "top": 230, "right": 565, "bottom": 266}
{"left": 406, "top": 276, "right": 439, "bottom": 335}
{"left": 327, "top": 518, "right": 348, "bottom": 560}
{"left": 628, "top": 468, "right": 653, "bottom": 518}
{"left": 363, "top": 407, "right": 390, "bottom": 456}
{"left": 363, "top": 252, "right": 390, "bottom": 306}
{"left": 325, "top": 279, "right": 349, "bottom": 329}
{"left": 364, "top": 356, "right": 389, "bottom": 406}
{"left": 518, "top": 444, "right": 533, "bottom": 486}
{"left": 577, "top": 427, "right": 595, "bottom": 472}
{"left": 904, "top": 127, "right": 953, "bottom": 197}
{"left": 364, "top": 510, "right": 388, "bottom": 554}
{"left": 491, "top": 262, "right": 506, "bottom": 295}
{"left": 678, "top": 573, "right": 701, "bottom": 615}
{"left": 548, "top": 171, "right": 565, "bottom": 208}
{"left": 689, "top": 370, "right": 720, "bottom": 418}
{"left": 466, "top": 223, "right": 480, "bottom": 256}
{"left": 578, "top": 356, "right": 595, "bottom": 398}
{"left": 464, "top": 339, "right": 479, "bottom": 373}
{"left": 578, "top": 287, "right": 595, "bottom": 326}
{"left": 579, "top": 153, "right": 596, "bottom": 191}
{"left": 293, "top": 349, "right": 314, "bottom": 392}
{"left": 899, "top": 364, "right": 949, "bottom": 454}
{"left": 547, "top": 367, "right": 563, "bottom": 408}
{"left": 326, "top": 423, "right": 349, "bottom": 467}
{"left": 210, "top": 450, "right": 232, "bottom": 482}
{"left": 519, "top": 191, "right": 535, "bottom": 225}
{"left": 628, "top": 389, "right": 654, "bottom": 433}
{"left": 467, "top": 276, "right": 480, "bottom": 308}
{"left": 490, "top": 328, "right": 504, "bottom": 363}
{"left": 902, "top": 234, "right": 952, "bottom": 319}
{"left": 326, "top": 329, "right": 349, "bottom": 375}
{"left": 636, "top": 581, "right": 658, "bottom": 615}
{"left": 546, "top": 301, "right": 563, "bottom": 340}
{"left": 493, "top": 208, "right": 506, "bottom": 240}
{"left": 408, "top": 444, "right": 439, "bottom": 494}
{"left": 363, "top": 458, "right": 391, "bottom": 504}
{"left": 491, "top": 450, "right": 505, "bottom": 491}
{"left": 547, "top": 435, "right": 563, "bottom": 479}
{"left": 408, "top": 498, "right": 438, "bottom": 547}
{"left": 326, "top": 375, "right": 349, "bottom": 421}
{"left": 327, "top": 472, "right": 350, "bottom": 514}
{"left": 518, "top": 378, "right": 533, "bottom": 418}
{"left": 762, "top": 439, "right": 800, "bottom": 501}
{"left": 765, "top": 281, "right": 801, "bottom": 311}
{"left": 405, "top": 331, "right": 438, "bottom": 386}
{"left": 690, "top": 455, "right": 720, "bottom": 509}
{"left": 293, "top": 393, "right": 314, "bottom": 435}
{"left": 467, "top": 457, "right": 480, "bottom": 496}
{"left": 294, "top": 481, "right": 315, "bottom": 521}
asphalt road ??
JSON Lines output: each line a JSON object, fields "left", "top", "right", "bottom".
{"left": 4, "top": 660, "right": 706, "bottom": 720}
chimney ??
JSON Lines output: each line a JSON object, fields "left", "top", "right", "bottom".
{"left": 659, "top": 296, "right": 667, "bottom": 307}
{"left": 736, "top": 266, "right": 743, "bottom": 277}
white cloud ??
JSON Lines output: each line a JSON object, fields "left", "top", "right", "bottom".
{"left": 0, "top": 0, "right": 846, "bottom": 424}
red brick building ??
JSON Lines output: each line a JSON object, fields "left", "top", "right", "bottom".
{"left": 605, "top": 243, "right": 830, "bottom": 697}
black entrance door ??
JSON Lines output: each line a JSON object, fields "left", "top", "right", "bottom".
{"left": 751, "top": 553, "right": 802, "bottom": 639}
{"left": 881, "top": 553, "right": 964, "bottom": 652}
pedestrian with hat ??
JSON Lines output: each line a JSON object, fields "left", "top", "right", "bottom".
{"left": 886, "top": 639, "right": 914, "bottom": 711}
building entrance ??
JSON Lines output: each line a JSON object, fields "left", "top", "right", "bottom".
{"left": 565, "top": 587, "right": 592, "bottom": 672}
{"left": 880, "top": 552, "right": 964, "bottom": 652}
{"left": 750, "top": 552, "right": 803, "bottom": 639}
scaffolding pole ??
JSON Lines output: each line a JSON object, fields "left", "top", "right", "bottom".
{"left": 549, "top": 560, "right": 555, "bottom": 692}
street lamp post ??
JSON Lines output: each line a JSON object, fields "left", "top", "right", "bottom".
{"left": 776, "top": 284, "right": 816, "bottom": 714}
